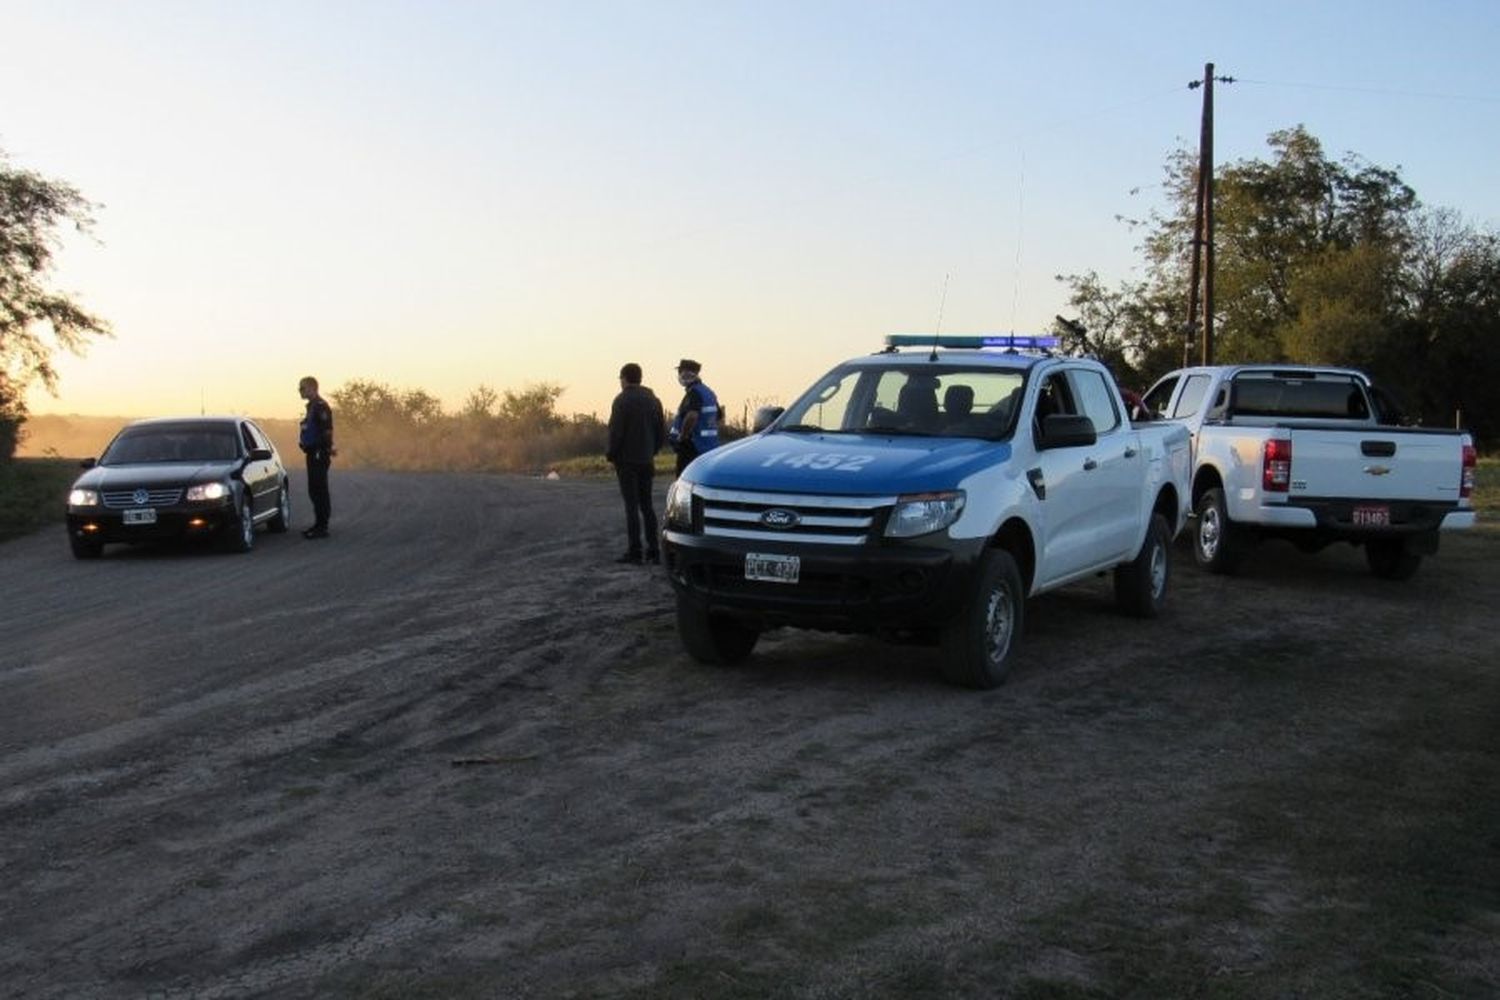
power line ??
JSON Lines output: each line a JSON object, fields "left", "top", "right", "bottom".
{"left": 1235, "top": 77, "right": 1500, "bottom": 104}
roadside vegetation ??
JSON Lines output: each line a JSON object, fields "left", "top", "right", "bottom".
{"left": 1056, "top": 125, "right": 1500, "bottom": 450}
{"left": 0, "top": 457, "right": 76, "bottom": 543}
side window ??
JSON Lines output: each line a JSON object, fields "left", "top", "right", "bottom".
{"left": 239, "top": 423, "right": 257, "bottom": 454}
{"left": 1068, "top": 369, "right": 1120, "bottom": 434}
{"left": 246, "top": 422, "right": 272, "bottom": 452}
{"left": 1142, "top": 376, "right": 1179, "bottom": 419}
{"left": 1171, "top": 374, "right": 1212, "bottom": 419}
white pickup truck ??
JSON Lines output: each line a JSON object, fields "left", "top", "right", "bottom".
{"left": 1141, "top": 364, "right": 1478, "bottom": 580}
{"left": 661, "top": 335, "right": 1193, "bottom": 689}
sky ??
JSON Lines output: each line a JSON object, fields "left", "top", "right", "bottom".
{"left": 5, "top": 0, "right": 1499, "bottom": 425}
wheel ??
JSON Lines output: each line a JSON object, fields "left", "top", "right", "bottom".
{"left": 223, "top": 495, "right": 255, "bottom": 553}
{"left": 268, "top": 482, "right": 291, "bottom": 533}
{"left": 70, "top": 535, "right": 103, "bottom": 560}
{"left": 1194, "top": 487, "right": 1245, "bottom": 575}
{"left": 675, "top": 594, "right": 759, "bottom": 665}
{"left": 1115, "top": 513, "right": 1171, "bottom": 618}
{"left": 1366, "top": 539, "right": 1420, "bottom": 581}
{"left": 939, "top": 548, "right": 1025, "bottom": 689}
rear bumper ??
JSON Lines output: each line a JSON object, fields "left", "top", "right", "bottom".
{"left": 662, "top": 531, "right": 987, "bottom": 632}
{"left": 1249, "top": 497, "right": 1469, "bottom": 539}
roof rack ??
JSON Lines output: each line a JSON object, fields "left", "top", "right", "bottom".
{"left": 882, "top": 334, "right": 1060, "bottom": 352}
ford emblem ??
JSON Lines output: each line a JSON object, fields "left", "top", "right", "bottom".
{"left": 760, "top": 508, "right": 800, "bottom": 529}
{"left": 133, "top": 489, "right": 150, "bottom": 505}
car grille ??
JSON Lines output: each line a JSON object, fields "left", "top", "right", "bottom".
{"left": 102, "top": 488, "right": 184, "bottom": 509}
{"left": 694, "top": 486, "right": 895, "bottom": 546}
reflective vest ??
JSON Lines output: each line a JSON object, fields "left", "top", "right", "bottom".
{"left": 672, "top": 381, "right": 720, "bottom": 453}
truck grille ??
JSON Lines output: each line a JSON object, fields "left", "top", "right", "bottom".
{"left": 694, "top": 486, "right": 895, "bottom": 546}
{"left": 102, "top": 488, "right": 183, "bottom": 508}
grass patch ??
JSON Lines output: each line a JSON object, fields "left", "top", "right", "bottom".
{"left": 0, "top": 457, "right": 77, "bottom": 542}
{"left": 1473, "top": 457, "right": 1500, "bottom": 518}
{"left": 550, "top": 452, "right": 677, "bottom": 477}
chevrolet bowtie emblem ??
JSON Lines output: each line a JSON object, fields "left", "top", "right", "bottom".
{"left": 1364, "top": 465, "right": 1392, "bottom": 476}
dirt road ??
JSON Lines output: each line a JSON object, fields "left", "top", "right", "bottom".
{"left": 2, "top": 471, "right": 1496, "bottom": 997}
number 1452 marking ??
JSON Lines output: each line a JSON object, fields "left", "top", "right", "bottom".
{"left": 760, "top": 452, "right": 874, "bottom": 472}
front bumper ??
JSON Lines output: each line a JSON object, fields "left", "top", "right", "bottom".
{"left": 66, "top": 505, "right": 235, "bottom": 544}
{"left": 662, "top": 530, "right": 987, "bottom": 632}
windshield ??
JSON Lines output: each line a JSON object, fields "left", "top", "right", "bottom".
{"left": 777, "top": 365, "right": 1026, "bottom": 439}
{"left": 101, "top": 425, "right": 241, "bottom": 465}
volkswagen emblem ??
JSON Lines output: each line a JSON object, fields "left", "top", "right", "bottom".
{"left": 760, "top": 508, "right": 800, "bottom": 530}
{"left": 133, "top": 489, "right": 150, "bottom": 505}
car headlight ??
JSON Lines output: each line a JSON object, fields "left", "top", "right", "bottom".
{"left": 665, "top": 480, "right": 694, "bottom": 531}
{"left": 68, "top": 488, "right": 100, "bottom": 507}
{"left": 186, "top": 482, "right": 230, "bottom": 502}
{"left": 885, "top": 491, "right": 966, "bottom": 538}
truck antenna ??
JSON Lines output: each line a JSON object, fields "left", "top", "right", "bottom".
{"left": 930, "top": 273, "right": 950, "bottom": 362}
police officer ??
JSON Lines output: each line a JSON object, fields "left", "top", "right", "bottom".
{"left": 606, "top": 362, "right": 667, "bottom": 564}
{"left": 668, "top": 358, "right": 719, "bottom": 476}
{"left": 297, "top": 376, "right": 336, "bottom": 539}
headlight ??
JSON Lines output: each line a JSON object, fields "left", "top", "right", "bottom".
{"left": 885, "top": 491, "right": 966, "bottom": 538}
{"left": 665, "top": 480, "right": 694, "bottom": 531}
{"left": 186, "top": 482, "right": 230, "bottom": 501}
{"left": 68, "top": 488, "right": 100, "bottom": 507}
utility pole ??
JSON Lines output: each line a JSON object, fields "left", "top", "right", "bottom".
{"left": 1185, "top": 63, "right": 1234, "bottom": 366}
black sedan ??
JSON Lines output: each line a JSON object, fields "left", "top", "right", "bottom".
{"left": 65, "top": 417, "right": 291, "bottom": 558}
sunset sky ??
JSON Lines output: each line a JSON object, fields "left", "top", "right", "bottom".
{"left": 6, "top": 1, "right": 1498, "bottom": 425}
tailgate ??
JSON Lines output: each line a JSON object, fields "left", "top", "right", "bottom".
{"left": 1288, "top": 428, "right": 1463, "bottom": 502}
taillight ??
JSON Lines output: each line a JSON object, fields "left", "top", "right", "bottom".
{"left": 1262, "top": 438, "right": 1292, "bottom": 493}
{"left": 1460, "top": 443, "right": 1476, "bottom": 499}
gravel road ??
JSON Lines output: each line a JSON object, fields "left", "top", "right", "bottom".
{"left": 2, "top": 470, "right": 1495, "bottom": 998}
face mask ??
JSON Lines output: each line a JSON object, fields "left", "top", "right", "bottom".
{"left": 678, "top": 371, "right": 696, "bottom": 387}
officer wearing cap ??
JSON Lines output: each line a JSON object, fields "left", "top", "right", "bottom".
{"left": 668, "top": 358, "right": 719, "bottom": 476}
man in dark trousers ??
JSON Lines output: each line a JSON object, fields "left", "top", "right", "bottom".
{"left": 606, "top": 362, "right": 666, "bottom": 564}
{"left": 669, "top": 358, "right": 719, "bottom": 476}
{"left": 298, "top": 376, "right": 336, "bottom": 539}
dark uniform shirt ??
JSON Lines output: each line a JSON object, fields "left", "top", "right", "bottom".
{"left": 300, "top": 397, "right": 334, "bottom": 453}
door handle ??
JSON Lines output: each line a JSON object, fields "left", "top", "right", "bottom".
{"left": 1083, "top": 458, "right": 1098, "bottom": 471}
{"left": 1123, "top": 447, "right": 1138, "bottom": 459}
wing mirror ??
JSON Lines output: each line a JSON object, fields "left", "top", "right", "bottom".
{"left": 752, "top": 406, "right": 785, "bottom": 434}
{"left": 249, "top": 448, "right": 274, "bottom": 461}
{"left": 1037, "top": 414, "right": 1097, "bottom": 449}
{"left": 80, "top": 457, "right": 97, "bottom": 469}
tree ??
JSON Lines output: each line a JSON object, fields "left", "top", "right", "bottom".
{"left": 1058, "top": 126, "right": 1500, "bottom": 444}
{"left": 1, "top": 151, "right": 110, "bottom": 459}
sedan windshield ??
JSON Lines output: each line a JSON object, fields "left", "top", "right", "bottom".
{"left": 776, "top": 365, "right": 1026, "bottom": 439}
{"left": 101, "top": 426, "right": 240, "bottom": 465}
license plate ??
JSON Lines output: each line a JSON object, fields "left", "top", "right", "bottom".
{"left": 745, "top": 552, "right": 800, "bottom": 584}
{"left": 1352, "top": 505, "right": 1389, "bottom": 528}
{"left": 123, "top": 508, "right": 158, "bottom": 525}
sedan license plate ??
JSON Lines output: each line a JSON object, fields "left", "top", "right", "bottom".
{"left": 1352, "top": 504, "right": 1390, "bottom": 528}
{"left": 745, "top": 552, "right": 800, "bottom": 584}
{"left": 123, "top": 508, "right": 158, "bottom": 525}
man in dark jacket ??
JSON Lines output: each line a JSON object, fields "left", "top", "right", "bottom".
{"left": 606, "top": 363, "right": 667, "bottom": 564}
{"left": 297, "top": 376, "right": 336, "bottom": 539}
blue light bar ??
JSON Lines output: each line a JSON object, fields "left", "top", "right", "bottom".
{"left": 885, "top": 334, "right": 1061, "bottom": 350}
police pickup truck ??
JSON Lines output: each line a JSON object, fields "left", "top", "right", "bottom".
{"left": 661, "top": 335, "right": 1192, "bottom": 689}
{"left": 1141, "top": 364, "right": 1478, "bottom": 580}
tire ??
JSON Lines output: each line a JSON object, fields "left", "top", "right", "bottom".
{"left": 676, "top": 594, "right": 759, "bottom": 665}
{"left": 1366, "top": 538, "right": 1421, "bottom": 581}
{"left": 224, "top": 495, "right": 256, "bottom": 553}
{"left": 939, "top": 548, "right": 1025, "bottom": 690}
{"left": 268, "top": 482, "right": 291, "bottom": 533}
{"left": 1194, "top": 487, "right": 1245, "bottom": 575}
{"left": 70, "top": 535, "right": 103, "bottom": 560}
{"left": 1115, "top": 513, "right": 1171, "bottom": 618}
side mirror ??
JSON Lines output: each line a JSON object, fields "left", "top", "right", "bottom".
{"left": 752, "top": 406, "right": 785, "bottom": 434}
{"left": 1037, "top": 414, "right": 1097, "bottom": 449}
{"left": 249, "top": 448, "right": 274, "bottom": 461}
{"left": 80, "top": 457, "right": 97, "bottom": 469}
